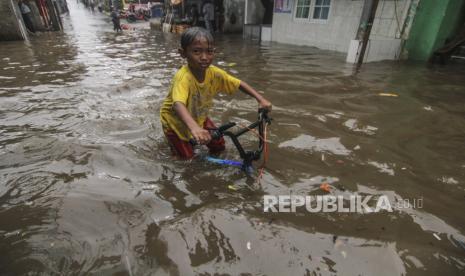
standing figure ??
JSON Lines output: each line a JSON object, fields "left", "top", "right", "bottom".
{"left": 189, "top": 4, "right": 199, "bottom": 27}
{"left": 214, "top": 0, "right": 224, "bottom": 32}
{"left": 89, "top": 0, "right": 95, "bottom": 12}
{"left": 18, "top": 0, "right": 35, "bottom": 33}
{"left": 202, "top": 0, "right": 214, "bottom": 33}
{"left": 147, "top": 1, "right": 152, "bottom": 18}
{"left": 111, "top": 9, "right": 122, "bottom": 32}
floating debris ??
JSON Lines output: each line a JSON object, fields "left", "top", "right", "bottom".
{"left": 320, "top": 183, "right": 331, "bottom": 193}
{"left": 227, "top": 185, "right": 238, "bottom": 191}
{"left": 423, "top": 106, "right": 433, "bottom": 111}
{"left": 4, "top": 231, "right": 21, "bottom": 238}
{"left": 439, "top": 177, "right": 458, "bottom": 185}
{"left": 378, "top": 93, "right": 399, "bottom": 97}
{"left": 246, "top": 241, "right": 251, "bottom": 250}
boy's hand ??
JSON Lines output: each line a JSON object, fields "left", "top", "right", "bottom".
{"left": 259, "top": 99, "right": 272, "bottom": 111}
{"left": 191, "top": 127, "right": 211, "bottom": 145}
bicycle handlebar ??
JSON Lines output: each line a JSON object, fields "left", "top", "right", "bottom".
{"left": 189, "top": 108, "right": 270, "bottom": 146}
{"left": 189, "top": 109, "right": 272, "bottom": 172}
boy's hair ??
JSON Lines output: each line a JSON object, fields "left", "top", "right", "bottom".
{"left": 180, "top": 27, "right": 214, "bottom": 50}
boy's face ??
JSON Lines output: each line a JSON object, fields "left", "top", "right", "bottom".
{"left": 180, "top": 37, "right": 215, "bottom": 73}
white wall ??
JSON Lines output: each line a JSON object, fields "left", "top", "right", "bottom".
{"left": 272, "top": 0, "right": 364, "bottom": 52}
{"left": 370, "top": 0, "right": 411, "bottom": 40}
{"left": 354, "top": 0, "right": 412, "bottom": 62}
{"left": 271, "top": 0, "right": 411, "bottom": 61}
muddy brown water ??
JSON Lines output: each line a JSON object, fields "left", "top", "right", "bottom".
{"left": 1, "top": 2, "right": 465, "bottom": 275}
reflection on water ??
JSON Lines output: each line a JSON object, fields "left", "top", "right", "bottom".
{"left": 1, "top": 1, "right": 465, "bottom": 275}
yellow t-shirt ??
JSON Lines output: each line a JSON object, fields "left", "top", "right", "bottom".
{"left": 160, "top": 65, "right": 241, "bottom": 141}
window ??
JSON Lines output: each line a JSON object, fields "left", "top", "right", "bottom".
{"left": 313, "top": 0, "right": 331, "bottom": 20}
{"left": 294, "top": 0, "right": 331, "bottom": 22}
{"left": 295, "top": 0, "right": 311, "bottom": 19}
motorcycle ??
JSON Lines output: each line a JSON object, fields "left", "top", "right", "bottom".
{"left": 122, "top": 10, "right": 150, "bottom": 23}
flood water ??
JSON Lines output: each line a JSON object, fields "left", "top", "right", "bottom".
{"left": 1, "top": 2, "right": 465, "bottom": 275}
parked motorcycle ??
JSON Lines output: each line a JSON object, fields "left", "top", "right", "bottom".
{"left": 121, "top": 10, "right": 150, "bottom": 23}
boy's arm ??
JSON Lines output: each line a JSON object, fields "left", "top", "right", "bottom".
{"left": 173, "top": 102, "right": 211, "bottom": 144}
{"left": 239, "top": 81, "right": 272, "bottom": 111}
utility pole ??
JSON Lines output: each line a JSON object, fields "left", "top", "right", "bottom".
{"left": 356, "top": 0, "right": 380, "bottom": 69}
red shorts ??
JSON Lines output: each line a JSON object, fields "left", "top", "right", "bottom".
{"left": 164, "top": 117, "right": 225, "bottom": 159}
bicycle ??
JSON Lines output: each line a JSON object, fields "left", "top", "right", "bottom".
{"left": 190, "top": 108, "right": 272, "bottom": 176}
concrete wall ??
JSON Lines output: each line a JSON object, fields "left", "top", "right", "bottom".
{"left": 245, "top": 0, "right": 264, "bottom": 25}
{"left": 0, "top": 0, "right": 27, "bottom": 41}
{"left": 272, "top": 0, "right": 364, "bottom": 52}
{"left": 405, "top": 0, "right": 465, "bottom": 61}
{"left": 271, "top": 0, "right": 412, "bottom": 62}
{"left": 404, "top": 0, "right": 448, "bottom": 61}
{"left": 370, "top": 0, "right": 411, "bottom": 40}
{"left": 362, "top": 0, "right": 412, "bottom": 62}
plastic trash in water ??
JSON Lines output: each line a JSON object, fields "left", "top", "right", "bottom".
{"left": 423, "top": 106, "right": 433, "bottom": 111}
{"left": 227, "top": 185, "right": 238, "bottom": 191}
{"left": 378, "top": 93, "right": 399, "bottom": 97}
{"left": 320, "top": 183, "right": 331, "bottom": 193}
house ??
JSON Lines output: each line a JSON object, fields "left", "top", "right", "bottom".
{"left": 0, "top": 0, "right": 67, "bottom": 41}
{"left": 162, "top": 0, "right": 245, "bottom": 33}
{"left": 244, "top": 0, "right": 465, "bottom": 63}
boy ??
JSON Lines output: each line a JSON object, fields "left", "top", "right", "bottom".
{"left": 160, "top": 27, "right": 272, "bottom": 159}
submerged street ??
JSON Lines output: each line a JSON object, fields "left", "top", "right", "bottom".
{"left": 1, "top": 2, "right": 465, "bottom": 275}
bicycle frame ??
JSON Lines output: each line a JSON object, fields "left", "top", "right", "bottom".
{"left": 191, "top": 109, "right": 272, "bottom": 175}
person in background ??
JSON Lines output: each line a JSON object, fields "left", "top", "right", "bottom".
{"left": 189, "top": 4, "right": 199, "bottom": 27}
{"left": 110, "top": 8, "right": 122, "bottom": 32}
{"left": 202, "top": 0, "right": 214, "bottom": 33}
{"left": 89, "top": 0, "right": 95, "bottom": 13}
{"left": 147, "top": 1, "right": 152, "bottom": 18}
{"left": 214, "top": 2, "right": 224, "bottom": 32}
{"left": 18, "top": 0, "right": 35, "bottom": 33}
